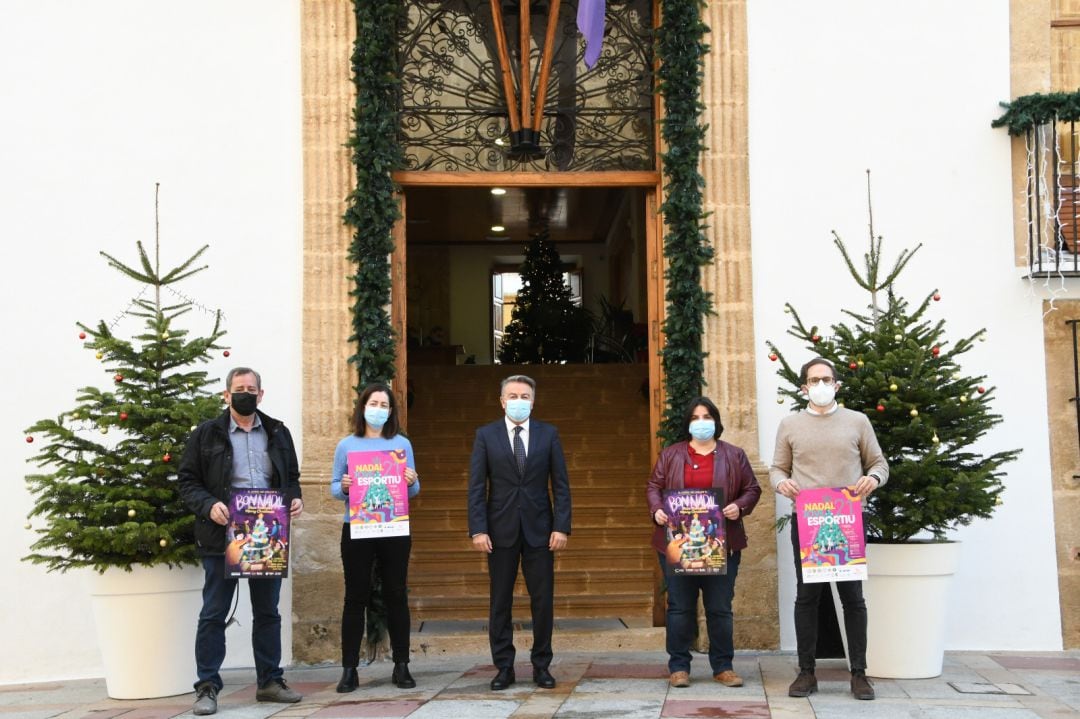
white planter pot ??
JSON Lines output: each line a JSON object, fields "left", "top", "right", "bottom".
{"left": 86, "top": 564, "right": 203, "bottom": 699}
{"left": 865, "top": 541, "right": 960, "bottom": 679}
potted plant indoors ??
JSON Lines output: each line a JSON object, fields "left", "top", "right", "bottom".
{"left": 23, "top": 206, "right": 226, "bottom": 698}
{"left": 766, "top": 192, "right": 1020, "bottom": 679}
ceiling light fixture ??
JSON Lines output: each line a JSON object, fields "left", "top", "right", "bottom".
{"left": 490, "top": 187, "right": 507, "bottom": 196}
{"left": 491, "top": 225, "right": 506, "bottom": 233}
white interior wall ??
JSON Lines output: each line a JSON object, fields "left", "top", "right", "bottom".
{"left": 0, "top": 1, "right": 303, "bottom": 684}
{"left": 748, "top": 0, "right": 1062, "bottom": 650}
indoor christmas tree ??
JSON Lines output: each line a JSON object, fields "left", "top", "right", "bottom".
{"left": 23, "top": 193, "right": 226, "bottom": 573}
{"left": 767, "top": 187, "right": 1020, "bottom": 543}
{"left": 498, "top": 227, "right": 591, "bottom": 364}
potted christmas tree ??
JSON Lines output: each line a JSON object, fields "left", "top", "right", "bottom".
{"left": 23, "top": 190, "right": 226, "bottom": 698}
{"left": 766, "top": 187, "right": 1020, "bottom": 678}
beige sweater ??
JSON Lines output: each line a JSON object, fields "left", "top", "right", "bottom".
{"left": 769, "top": 407, "right": 889, "bottom": 492}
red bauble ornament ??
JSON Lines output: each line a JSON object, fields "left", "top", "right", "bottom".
{"left": 876, "top": 404, "right": 885, "bottom": 412}
{"left": 811, "top": 334, "right": 821, "bottom": 343}
{"left": 119, "top": 412, "right": 128, "bottom": 421}
{"left": 114, "top": 374, "right": 124, "bottom": 383}
{"left": 848, "top": 362, "right": 857, "bottom": 370}
{"left": 163, "top": 453, "right": 172, "bottom": 463}
{"left": 78, "top": 331, "right": 86, "bottom": 340}
{"left": 223, "top": 350, "right": 231, "bottom": 358}
{"left": 931, "top": 346, "right": 940, "bottom": 357}
{"left": 977, "top": 386, "right": 986, "bottom": 394}
{"left": 933, "top": 293, "right": 941, "bottom": 301}
{"left": 25, "top": 436, "right": 34, "bottom": 443}
{"left": 768, "top": 352, "right": 778, "bottom": 361}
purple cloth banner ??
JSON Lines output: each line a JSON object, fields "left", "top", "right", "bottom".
{"left": 577, "top": 0, "right": 606, "bottom": 68}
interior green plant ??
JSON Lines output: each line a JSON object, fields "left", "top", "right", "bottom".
{"left": 767, "top": 181, "right": 1021, "bottom": 542}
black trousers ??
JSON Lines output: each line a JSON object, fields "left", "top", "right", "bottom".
{"left": 339, "top": 523, "right": 412, "bottom": 667}
{"left": 487, "top": 534, "right": 554, "bottom": 670}
{"left": 790, "top": 515, "right": 868, "bottom": 672}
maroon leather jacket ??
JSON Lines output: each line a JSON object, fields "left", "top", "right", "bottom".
{"left": 646, "top": 440, "right": 761, "bottom": 555}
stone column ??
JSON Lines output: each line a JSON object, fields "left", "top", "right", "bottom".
{"left": 699, "top": 0, "right": 778, "bottom": 650}
{"left": 295, "top": 0, "right": 356, "bottom": 663}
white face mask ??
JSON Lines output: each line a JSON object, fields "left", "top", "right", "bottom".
{"left": 807, "top": 382, "right": 836, "bottom": 407}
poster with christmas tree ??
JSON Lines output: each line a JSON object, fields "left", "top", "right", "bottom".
{"left": 662, "top": 488, "right": 727, "bottom": 575}
{"left": 795, "top": 487, "right": 866, "bottom": 583}
{"left": 347, "top": 450, "right": 410, "bottom": 539}
{"left": 225, "top": 489, "right": 290, "bottom": 579}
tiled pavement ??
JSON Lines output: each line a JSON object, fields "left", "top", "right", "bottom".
{"left": 2, "top": 651, "right": 1079, "bottom": 719}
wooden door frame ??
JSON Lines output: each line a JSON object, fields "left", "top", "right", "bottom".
{"left": 389, "top": 170, "right": 665, "bottom": 450}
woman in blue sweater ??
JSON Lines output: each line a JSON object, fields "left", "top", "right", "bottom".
{"left": 330, "top": 383, "right": 421, "bottom": 693}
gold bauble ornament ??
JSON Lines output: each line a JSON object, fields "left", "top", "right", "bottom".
{"left": 857, "top": 360, "right": 864, "bottom": 368}
{"left": 889, "top": 383, "right": 898, "bottom": 392}
{"left": 932, "top": 433, "right": 940, "bottom": 444}
{"left": 994, "top": 495, "right": 1003, "bottom": 505}
{"left": 159, "top": 539, "right": 168, "bottom": 547}
{"left": 952, "top": 372, "right": 961, "bottom": 380}
{"left": 776, "top": 396, "right": 784, "bottom": 404}
{"left": 838, "top": 401, "right": 845, "bottom": 408}
{"left": 783, "top": 305, "right": 792, "bottom": 314}
{"left": 127, "top": 509, "right": 136, "bottom": 518}
{"left": 909, "top": 408, "right": 919, "bottom": 417}
{"left": 95, "top": 352, "right": 103, "bottom": 360}
{"left": 23, "top": 522, "right": 31, "bottom": 530}
{"left": 99, "top": 427, "right": 108, "bottom": 435}
{"left": 959, "top": 395, "right": 968, "bottom": 403}
{"left": 894, "top": 334, "right": 903, "bottom": 341}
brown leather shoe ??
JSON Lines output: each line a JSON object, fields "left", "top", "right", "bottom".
{"left": 788, "top": 669, "right": 817, "bottom": 697}
{"left": 713, "top": 669, "right": 743, "bottom": 687}
{"left": 669, "top": 671, "right": 690, "bottom": 688}
{"left": 851, "top": 671, "right": 875, "bottom": 700}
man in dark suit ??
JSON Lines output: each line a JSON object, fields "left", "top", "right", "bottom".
{"left": 468, "top": 374, "right": 572, "bottom": 691}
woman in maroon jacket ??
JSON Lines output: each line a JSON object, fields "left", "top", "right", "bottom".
{"left": 646, "top": 396, "right": 762, "bottom": 689}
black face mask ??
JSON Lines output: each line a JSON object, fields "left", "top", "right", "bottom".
{"left": 230, "top": 392, "right": 258, "bottom": 417}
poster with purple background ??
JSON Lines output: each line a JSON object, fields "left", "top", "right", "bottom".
{"left": 662, "top": 488, "right": 727, "bottom": 575}
{"left": 225, "top": 488, "right": 289, "bottom": 578}
{"left": 795, "top": 486, "right": 866, "bottom": 583}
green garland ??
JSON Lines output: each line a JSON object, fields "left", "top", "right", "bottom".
{"left": 992, "top": 89, "right": 1080, "bottom": 136}
{"left": 656, "top": 0, "right": 713, "bottom": 445}
{"left": 345, "top": 0, "right": 405, "bottom": 655}
{"left": 345, "top": 0, "right": 404, "bottom": 387}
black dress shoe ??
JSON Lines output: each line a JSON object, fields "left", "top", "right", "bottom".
{"left": 490, "top": 667, "right": 516, "bottom": 690}
{"left": 336, "top": 667, "right": 359, "bottom": 693}
{"left": 533, "top": 667, "right": 556, "bottom": 689}
{"left": 392, "top": 662, "right": 416, "bottom": 689}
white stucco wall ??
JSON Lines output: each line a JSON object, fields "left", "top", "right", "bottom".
{"left": 748, "top": 1, "right": 1062, "bottom": 650}
{"left": 0, "top": 2, "right": 303, "bottom": 684}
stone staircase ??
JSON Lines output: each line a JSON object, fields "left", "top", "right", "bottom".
{"left": 405, "top": 363, "right": 656, "bottom": 623}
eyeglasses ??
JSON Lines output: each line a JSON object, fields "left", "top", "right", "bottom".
{"left": 806, "top": 376, "right": 836, "bottom": 386}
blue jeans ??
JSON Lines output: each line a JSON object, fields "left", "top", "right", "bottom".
{"left": 194, "top": 556, "right": 283, "bottom": 691}
{"left": 661, "top": 551, "right": 741, "bottom": 674}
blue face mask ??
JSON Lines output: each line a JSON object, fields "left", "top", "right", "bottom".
{"left": 505, "top": 398, "right": 532, "bottom": 423}
{"left": 364, "top": 406, "right": 390, "bottom": 428}
{"left": 689, "top": 419, "right": 715, "bottom": 441}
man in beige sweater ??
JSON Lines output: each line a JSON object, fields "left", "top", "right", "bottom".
{"left": 770, "top": 357, "right": 889, "bottom": 701}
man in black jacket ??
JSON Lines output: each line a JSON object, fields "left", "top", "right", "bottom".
{"left": 178, "top": 367, "right": 303, "bottom": 715}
